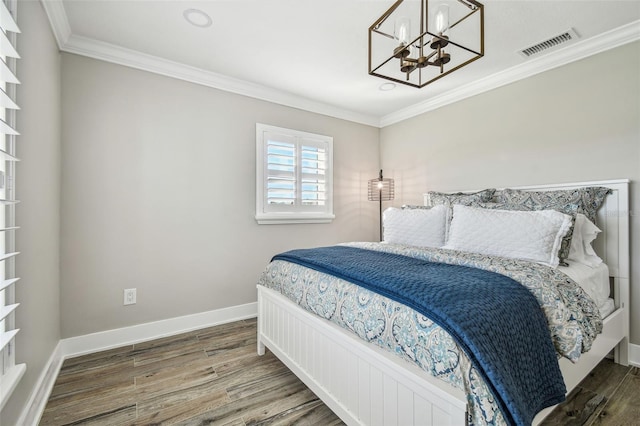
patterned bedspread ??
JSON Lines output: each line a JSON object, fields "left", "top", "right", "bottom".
{"left": 257, "top": 242, "right": 603, "bottom": 426}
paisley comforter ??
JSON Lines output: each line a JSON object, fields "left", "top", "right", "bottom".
{"left": 257, "top": 242, "right": 603, "bottom": 425}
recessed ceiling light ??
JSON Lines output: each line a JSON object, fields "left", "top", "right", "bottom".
{"left": 183, "top": 9, "right": 212, "bottom": 28}
{"left": 379, "top": 83, "right": 396, "bottom": 91}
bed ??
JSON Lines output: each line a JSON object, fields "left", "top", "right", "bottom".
{"left": 256, "top": 179, "right": 630, "bottom": 425}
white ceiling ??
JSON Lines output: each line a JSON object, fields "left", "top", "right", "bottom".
{"left": 44, "top": 0, "right": 640, "bottom": 126}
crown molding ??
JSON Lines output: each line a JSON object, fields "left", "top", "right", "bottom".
{"left": 40, "top": 0, "right": 380, "bottom": 128}
{"left": 380, "top": 20, "right": 640, "bottom": 127}
{"left": 40, "top": 0, "right": 71, "bottom": 48}
{"left": 61, "top": 34, "right": 380, "bottom": 127}
{"left": 42, "top": 0, "right": 638, "bottom": 129}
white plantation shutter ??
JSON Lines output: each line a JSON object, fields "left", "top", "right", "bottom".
{"left": 266, "top": 136, "right": 296, "bottom": 207}
{"left": 0, "top": 0, "right": 22, "bottom": 410}
{"left": 256, "top": 124, "right": 334, "bottom": 224}
{"left": 300, "top": 141, "right": 327, "bottom": 206}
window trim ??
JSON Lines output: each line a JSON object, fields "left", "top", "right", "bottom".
{"left": 255, "top": 123, "right": 334, "bottom": 225}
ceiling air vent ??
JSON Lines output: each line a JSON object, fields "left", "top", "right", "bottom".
{"left": 518, "top": 29, "right": 580, "bottom": 58}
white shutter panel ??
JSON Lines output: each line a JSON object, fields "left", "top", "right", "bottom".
{"left": 0, "top": 2, "right": 18, "bottom": 33}
{"left": 0, "top": 27, "right": 18, "bottom": 59}
{"left": 0, "top": 88, "right": 17, "bottom": 110}
{"left": 300, "top": 140, "right": 327, "bottom": 208}
{"left": 265, "top": 132, "right": 296, "bottom": 209}
{"left": 0, "top": 0, "right": 23, "bottom": 411}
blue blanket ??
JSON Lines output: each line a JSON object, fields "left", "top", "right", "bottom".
{"left": 272, "top": 245, "right": 566, "bottom": 426}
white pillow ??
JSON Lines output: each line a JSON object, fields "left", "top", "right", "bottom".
{"left": 568, "top": 213, "right": 603, "bottom": 267}
{"left": 443, "top": 205, "right": 572, "bottom": 267}
{"left": 383, "top": 204, "right": 447, "bottom": 248}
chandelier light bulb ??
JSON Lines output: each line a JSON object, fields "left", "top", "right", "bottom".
{"left": 394, "top": 17, "right": 411, "bottom": 46}
{"left": 434, "top": 3, "right": 450, "bottom": 34}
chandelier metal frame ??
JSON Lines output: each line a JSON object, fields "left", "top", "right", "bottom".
{"left": 368, "top": 0, "right": 484, "bottom": 88}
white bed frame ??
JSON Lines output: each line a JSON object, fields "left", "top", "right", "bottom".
{"left": 257, "top": 179, "right": 630, "bottom": 426}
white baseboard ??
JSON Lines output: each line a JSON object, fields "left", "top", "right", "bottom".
{"left": 17, "top": 342, "right": 64, "bottom": 426}
{"left": 19, "top": 302, "right": 257, "bottom": 426}
{"left": 629, "top": 343, "right": 640, "bottom": 367}
{"left": 60, "top": 302, "right": 257, "bottom": 358}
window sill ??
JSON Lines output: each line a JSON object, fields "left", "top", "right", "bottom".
{"left": 255, "top": 213, "right": 335, "bottom": 225}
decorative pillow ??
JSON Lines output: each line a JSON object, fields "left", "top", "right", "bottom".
{"left": 383, "top": 205, "right": 447, "bottom": 248}
{"left": 496, "top": 187, "right": 610, "bottom": 264}
{"left": 568, "top": 213, "right": 603, "bottom": 267}
{"left": 443, "top": 204, "right": 572, "bottom": 267}
{"left": 476, "top": 201, "right": 579, "bottom": 216}
{"left": 497, "top": 187, "right": 610, "bottom": 224}
{"left": 476, "top": 201, "right": 579, "bottom": 266}
{"left": 426, "top": 189, "right": 496, "bottom": 207}
{"left": 401, "top": 204, "right": 431, "bottom": 210}
{"left": 424, "top": 189, "right": 496, "bottom": 241}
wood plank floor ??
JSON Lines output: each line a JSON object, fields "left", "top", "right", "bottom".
{"left": 40, "top": 319, "right": 343, "bottom": 426}
{"left": 40, "top": 319, "right": 638, "bottom": 425}
{"left": 540, "top": 356, "right": 639, "bottom": 426}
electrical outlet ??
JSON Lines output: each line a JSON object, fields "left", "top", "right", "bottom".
{"left": 124, "top": 288, "right": 136, "bottom": 305}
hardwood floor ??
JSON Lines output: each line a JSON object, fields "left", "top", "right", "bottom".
{"left": 40, "top": 319, "right": 638, "bottom": 426}
{"left": 40, "top": 319, "right": 343, "bottom": 426}
{"left": 541, "top": 357, "right": 639, "bottom": 426}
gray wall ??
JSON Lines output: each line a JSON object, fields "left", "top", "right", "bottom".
{"left": 2, "top": 1, "right": 62, "bottom": 424}
{"left": 60, "top": 53, "right": 380, "bottom": 338}
{"left": 380, "top": 41, "right": 640, "bottom": 344}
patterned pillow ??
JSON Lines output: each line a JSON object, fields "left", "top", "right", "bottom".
{"left": 495, "top": 187, "right": 611, "bottom": 264}
{"left": 497, "top": 187, "right": 610, "bottom": 224}
{"left": 402, "top": 205, "right": 431, "bottom": 210}
{"left": 426, "top": 189, "right": 496, "bottom": 207}
{"left": 476, "top": 202, "right": 580, "bottom": 217}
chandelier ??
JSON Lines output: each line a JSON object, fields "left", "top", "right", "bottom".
{"left": 369, "top": 0, "right": 484, "bottom": 88}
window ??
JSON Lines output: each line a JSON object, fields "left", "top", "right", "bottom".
{"left": 0, "top": 0, "right": 22, "bottom": 410}
{"left": 256, "top": 124, "right": 334, "bottom": 224}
